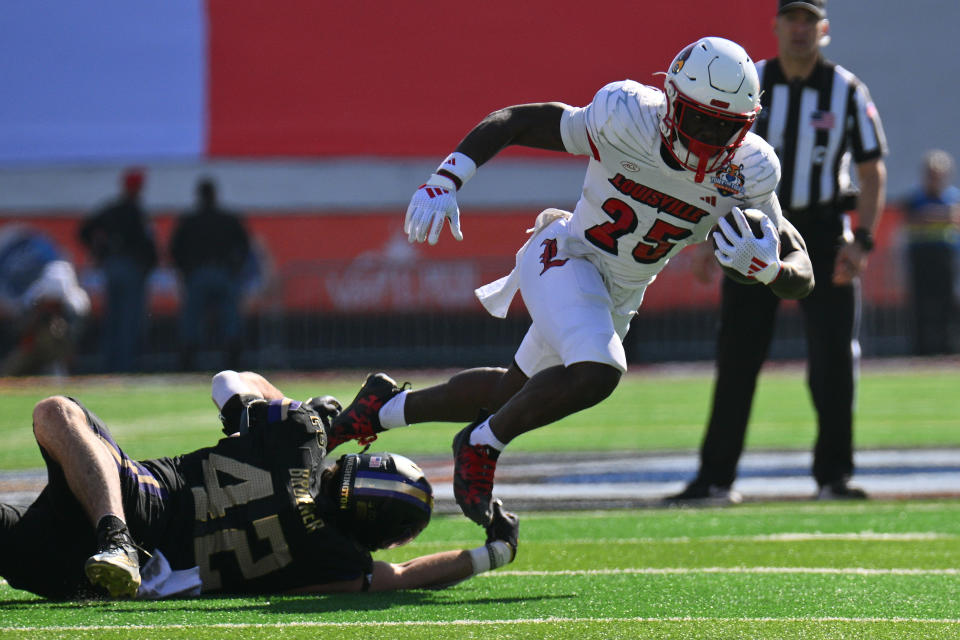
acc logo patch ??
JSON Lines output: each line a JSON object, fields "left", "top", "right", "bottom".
{"left": 711, "top": 163, "right": 746, "bottom": 197}
{"left": 621, "top": 160, "right": 640, "bottom": 172}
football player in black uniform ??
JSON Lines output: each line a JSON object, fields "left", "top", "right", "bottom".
{"left": 0, "top": 370, "right": 519, "bottom": 600}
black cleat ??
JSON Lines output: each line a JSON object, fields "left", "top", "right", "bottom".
{"left": 452, "top": 422, "right": 500, "bottom": 526}
{"left": 327, "top": 373, "right": 407, "bottom": 451}
{"left": 664, "top": 481, "right": 742, "bottom": 506}
{"left": 816, "top": 480, "right": 868, "bottom": 500}
{"left": 84, "top": 517, "right": 141, "bottom": 598}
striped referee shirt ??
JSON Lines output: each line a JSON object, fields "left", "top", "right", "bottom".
{"left": 753, "top": 56, "right": 888, "bottom": 215}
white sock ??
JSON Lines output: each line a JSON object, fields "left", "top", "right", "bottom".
{"left": 378, "top": 390, "right": 408, "bottom": 430}
{"left": 468, "top": 418, "right": 506, "bottom": 451}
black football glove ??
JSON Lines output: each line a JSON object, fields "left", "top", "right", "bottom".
{"left": 484, "top": 499, "right": 519, "bottom": 561}
{"left": 219, "top": 393, "right": 261, "bottom": 436}
{"left": 305, "top": 395, "right": 342, "bottom": 428}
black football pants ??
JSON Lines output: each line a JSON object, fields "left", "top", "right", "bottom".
{"left": 697, "top": 249, "right": 860, "bottom": 488}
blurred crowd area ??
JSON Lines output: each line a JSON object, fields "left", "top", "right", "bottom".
{"left": 1, "top": 172, "right": 955, "bottom": 376}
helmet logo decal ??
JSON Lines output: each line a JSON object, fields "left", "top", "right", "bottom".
{"left": 671, "top": 44, "right": 694, "bottom": 75}
{"left": 711, "top": 163, "right": 746, "bottom": 197}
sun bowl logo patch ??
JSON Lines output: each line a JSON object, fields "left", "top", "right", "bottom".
{"left": 711, "top": 163, "right": 746, "bottom": 197}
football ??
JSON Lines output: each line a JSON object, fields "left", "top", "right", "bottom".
{"left": 710, "top": 208, "right": 769, "bottom": 285}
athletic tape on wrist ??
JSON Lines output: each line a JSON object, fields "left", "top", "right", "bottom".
{"left": 468, "top": 545, "right": 491, "bottom": 574}
{"left": 436, "top": 152, "right": 477, "bottom": 187}
{"left": 468, "top": 541, "right": 513, "bottom": 575}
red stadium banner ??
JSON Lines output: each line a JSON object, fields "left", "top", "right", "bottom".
{"left": 205, "top": 0, "right": 777, "bottom": 157}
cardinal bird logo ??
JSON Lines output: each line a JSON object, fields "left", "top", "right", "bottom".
{"left": 539, "top": 238, "right": 568, "bottom": 275}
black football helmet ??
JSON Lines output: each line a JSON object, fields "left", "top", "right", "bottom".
{"left": 331, "top": 452, "right": 433, "bottom": 550}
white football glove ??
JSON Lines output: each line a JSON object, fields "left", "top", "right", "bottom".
{"left": 404, "top": 174, "right": 462, "bottom": 245}
{"left": 712, "top": 206, "right": 782, "bottom": 284}
{"left": 405, "top": 152, "right": 478, "bottom": 245}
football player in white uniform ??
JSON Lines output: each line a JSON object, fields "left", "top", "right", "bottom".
{"left": 335, "top": 37, "right": 815, "bottom": 526}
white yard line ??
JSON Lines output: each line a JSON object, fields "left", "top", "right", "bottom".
{"left": 486, "top": 567, "right": 960, "bottom": 577}
{"left": 1, "top": 615, "right": 958, "bottom": 632}
{"left": 411, "top": 531, "right": 957, "bottom": 547}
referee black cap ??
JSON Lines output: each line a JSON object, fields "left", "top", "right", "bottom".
{"left": 778, "top": 0, "right": 826, "bottom": 19}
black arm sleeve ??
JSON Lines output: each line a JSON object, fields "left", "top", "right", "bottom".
{"left": 451, "top": 103, "right": 568, "bottom": 169}
{"left": 769, "top": 217, "right": 815, "bottom": 300}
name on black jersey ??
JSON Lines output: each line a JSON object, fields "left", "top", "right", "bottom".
{"left": 608, "top": 173, "right": 709, "bottom": 224}
{"left": 289, "top": 468, "right": 325, "bottom": 532}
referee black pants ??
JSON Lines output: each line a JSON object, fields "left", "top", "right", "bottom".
{"left": 697, "top": 245, "right": 860, "bottom": 488}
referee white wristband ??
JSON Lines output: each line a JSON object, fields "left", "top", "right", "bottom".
{"left": 468, "top": 541, "right": 514, "bottom": 574}
{"left": 436, "top": 152, "right": 477, "bottom": 190}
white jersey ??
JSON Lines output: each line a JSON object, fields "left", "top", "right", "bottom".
{"left": 559, "top": 80, "right": 781, "bottom": 290}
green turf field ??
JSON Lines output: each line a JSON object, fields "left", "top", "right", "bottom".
{"left": 1, "top": 365, "right": 958, "bottom": 469}
{"left": 1, "top": 500, "right": 958, "bottom": 639}
{"left": 1, "top": 365, "right": 958, "bottom": 639}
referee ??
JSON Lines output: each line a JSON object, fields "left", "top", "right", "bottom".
{"left": 670, "top": 0, "right": 888, "bottom": 503}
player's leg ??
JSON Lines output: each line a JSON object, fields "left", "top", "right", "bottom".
{"left": 329, "top": 363, "right": 529, "bottom": 451}
{"left": 404, "top": 365, "right": 528, "bottom": 423}
{"left": 670, "top": 278, "right": 779, "bottom": 502}
{"left": 453, "top": 227, "right": 625, "bottom": 525}
{"left": 31, "top": 396, "right": 142, "bottom": 596}
{"left": 802, "top": 277, "right": 864, "bottom": 498}
{"left": 0, "top": 497, "right": 97, "bottom": 599}
{"left": 487, "top": 360, "right": 620, "bottom": 443}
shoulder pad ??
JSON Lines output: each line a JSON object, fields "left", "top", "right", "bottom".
{"left": 583, "top": 80, "right": 662, "bottom": 162}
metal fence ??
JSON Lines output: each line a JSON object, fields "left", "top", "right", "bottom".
{"left": 58, "top": 256, "right": 915, "bottom": 375}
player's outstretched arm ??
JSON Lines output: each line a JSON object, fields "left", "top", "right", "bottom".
{"left": 292, "top": 500, "right": 520, "bottom": 593}
{"left": 405, "top": 103, "right": 568, "bottom": 245}
{"left": 374, "top": 499, "right": 519, "bottom": 591}
{"left": 454, "top": 102, "right": 568, "bottom": 169}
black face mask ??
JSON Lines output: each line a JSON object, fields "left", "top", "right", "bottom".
{"left": 675, "top": 101, "right": 749, "bottom": 149}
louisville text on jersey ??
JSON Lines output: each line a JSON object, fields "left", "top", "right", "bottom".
{"left": 607, "top": 173, "right": 710, "bottom": 223}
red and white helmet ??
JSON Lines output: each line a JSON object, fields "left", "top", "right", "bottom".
{"left": 658, "top": 37, "right": 761, "bottom": 183}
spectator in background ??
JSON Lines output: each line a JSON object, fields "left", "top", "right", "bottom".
{"left": 170, "top": 177, "right": 251, "bottom": 371}
{"left": 0, "top": 225, "right": 90, "bottom": 376}
{"left": 902, "top": 149, "right": 960, "bottom": 355}
{"left": 78, "top": 168, "right": 157, "bottom": 373}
